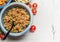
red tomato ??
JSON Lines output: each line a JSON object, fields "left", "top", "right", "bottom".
{"left": 0, "top": 36, "right": 2, "bottom": 39}
{"left": 32, "top": 3, "right": 37, "bottom": 9}
{"left": 30, "top": 25, "right": 36, "bottom": 32}
{"left": 0, "top": 34, "right": 4, "bottom": 39}
{"left": 26, "top": 3, "right": 31, "bottom": 8}
{"left": 32, "top": 9, "right": 37, "bottom": 15}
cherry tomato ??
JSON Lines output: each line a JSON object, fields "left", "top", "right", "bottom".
{"left": 26, "top": 3, "right": 31, "bottom": 8}
{"left": 0, "top": 34, "right": 4, "bottom": 39}
{"left": 30, "top": 25, "right": 36, "bottom": 32}
{"left": 32, "top": 9, "right": 37, "bottom": 15}
{"left": 32, "top": 3, "right": 37, "bottom": 9}
{"left": 0, "top": 36, "right": 2, "bottom": 39}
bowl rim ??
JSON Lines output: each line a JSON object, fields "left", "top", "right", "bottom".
{"left": 0, "top": 2, "right": 33, "bottom": 36}
{"left": 0, "top": 0, "right": 12, "bottom": 8}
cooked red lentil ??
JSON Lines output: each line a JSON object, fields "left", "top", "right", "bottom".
{"left": 3, "top": 8, "right": 30, "bottom": 33}
{"left": 0, "top": 0, "right": 7, "bottom": 6}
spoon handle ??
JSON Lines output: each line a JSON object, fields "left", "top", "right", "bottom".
{"left": 3, "top": 21, "right": 14, "bottom": 40}
{"left": 2, "top": 27, "right": 13, "bottom": 40}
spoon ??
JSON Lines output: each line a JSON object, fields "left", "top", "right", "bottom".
{"left": 2, "top": 21, "right": 14, "bottom": 40}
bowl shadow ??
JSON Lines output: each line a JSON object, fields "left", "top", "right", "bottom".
{"left": 7, "top": 31, "right": 30, "bottom": 40}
